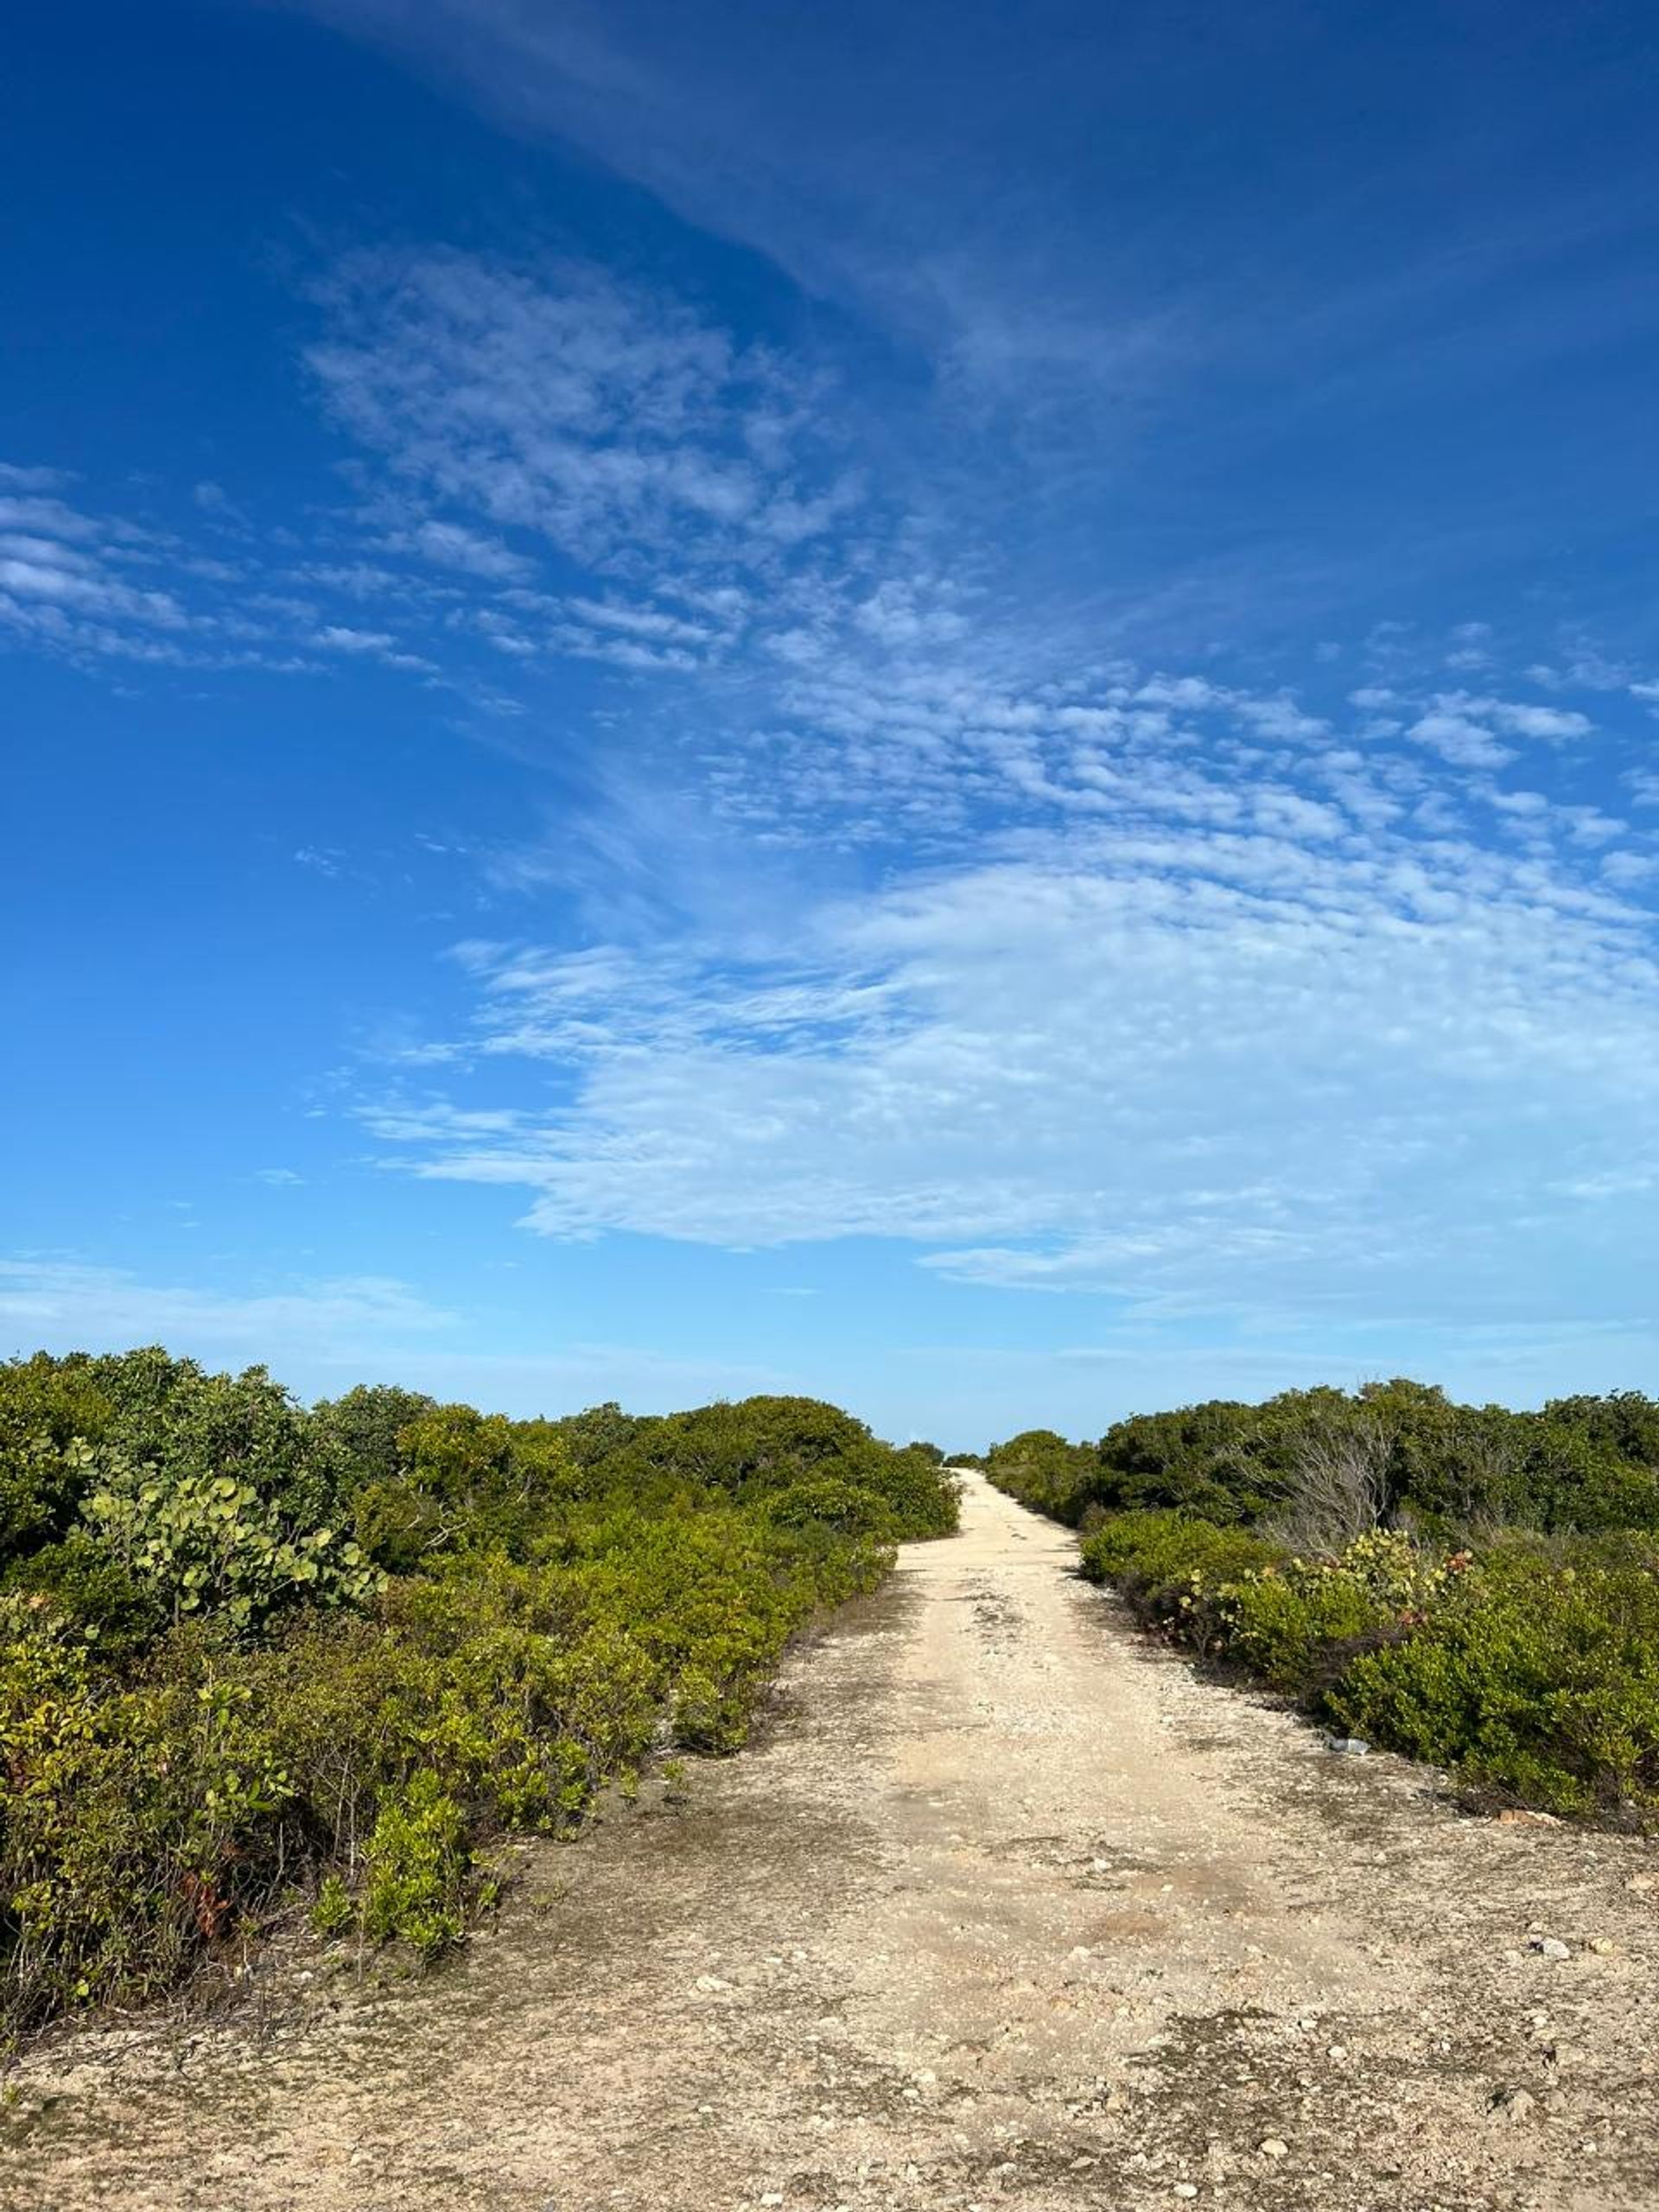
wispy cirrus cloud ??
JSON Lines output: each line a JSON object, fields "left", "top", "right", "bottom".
{"left": 0, "top": 1257, "right": 453, "bottom": 1353}
{"left": 7, "top": 251, "right": 1656, "bottom": 1362}
{"left": 354, "top": 645, "right": 1659, "bottom": 1334}
{"left": 0, "top": 484, "right": 197, "bottom": 663}
{"left": 304, "top": 248, "right": 861, "bottom": 580}
{"left": 292, "top": 256, "right": 1653, "bottom": 1344}
{"left": 0, "top": 1256, "right": 789, "bottom": 1413}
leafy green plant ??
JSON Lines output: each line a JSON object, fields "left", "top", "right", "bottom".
{"left": 1329, "top": 1541, "right": 1659, "bottom": 1815}
{"left": 309, "top": 1874, "right": 353, "bottom": 1937}
{"left": 1221, "top": 1531, "right": 1452, "bottom": 1689}
{"left": 361, "top": 1770, "right": 469, "bottom": 1956}
{"left": 84, "top": 1457, "right": 382, "bottom": 1631}
{"left": 0, "top": 1353, "right": 951, "bottom": 2038}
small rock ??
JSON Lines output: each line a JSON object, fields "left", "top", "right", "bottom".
{"left": 1586, "top": 1937, "right": 1615, "bottom": 1955}
{"left": 1258, "top": 2139, "right": 1289, "bottom": 2160}
{"left": 1529, "top": 1936, "right": 1571, "bottom": 1960}
{"left": 1173, "top": 2187, "right": 1199, "bottom": 2199}
{"left": 1329, "top": 1738, "right": 1370, "bottom": 1757}
{"left": 1490, "top": 2087, "right": 1536, "bottom": 2124}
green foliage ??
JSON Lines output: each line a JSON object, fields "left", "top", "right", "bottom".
{"left": 351, "top": 1402, "right": 583, "bottom": 1567}
{"left": 588, "top": 1395, "right": 958, "bottom": 1539}
{"left": 82, "top": 1351, "right": 353, "bottom": 1533}
{"left": 766, "top": 1474, "right": 894, "bottom": 1537}
{"left": 1221, "top": 1533, "right": 1452, "bottom": 1690}
{"left": 85, "top": 1457, "right": 381, "bottom": 1632}
{"left": 361, "top": 1770, "right": 469, "bottom": 1956}
{"left": 550, "top": 1400, "right": 650, "bottom": 1474}
{"left": 1329, "top": 1538, "right": 1659, "bottom": 1815}
{"left": 1080, "top": 1510, "right": 1284, "bottom": 1647}
{"left": 309, "top": 1383, "right": 437, "bottom": 1491}
{"left": 984, "top": 1430, "right": 1097, "bottom": 1522}
{"left": 309, "top": 1874, "right": 353, "bottom": 1937}
{"left": 0, "top": 1351, "right": 951, "bottom": 2037}
{"left": 0, "top": 1356, "right": 113, "bottom": 1570}
{"left": 2, "top": 1532, "right": 162, "bottom": 1662}
{"left": 985, "top": 1381, "right": 1659, "bottom": 1539}
{"left": 1071, "top": 1502, "right": 1659, "bottom": 1826}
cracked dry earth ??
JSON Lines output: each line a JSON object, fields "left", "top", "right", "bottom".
{"left": 7, "top": 1473, "right": 1659, "bottom": 2212}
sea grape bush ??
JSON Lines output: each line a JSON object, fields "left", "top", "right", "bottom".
{"left": 0, "top": 1348, "right": 958, "bottom": 2037}
{"left": 85, "top": 1456, "right": 383, "bottom": 1630}
{"left": 990, "top": 1381, "right": 1659, "bottom": 1826}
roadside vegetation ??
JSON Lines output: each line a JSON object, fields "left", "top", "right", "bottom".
{"left": 983, "top": 1381, "right": 1659, "bottom": 1823}
{"left": 0, "top": 1348, "right": 957, "bottom": 2039}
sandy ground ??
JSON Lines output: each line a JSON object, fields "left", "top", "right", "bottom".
{"left": 5, "top": 1471, "right": 1659, "bottom": 2211}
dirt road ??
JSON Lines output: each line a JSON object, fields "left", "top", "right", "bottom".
{"left": 7, "top": 1471, "right": 1659, "bottom": 2210}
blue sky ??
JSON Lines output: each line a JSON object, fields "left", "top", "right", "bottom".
{"left": 4, "top": 1, "right": 1657, "bottom": 1444}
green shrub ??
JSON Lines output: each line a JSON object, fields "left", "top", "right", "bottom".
{"left": 0, "top": 1356, "right": 942, "bottom": 2037}
{"left": 1328, "top": 1541, "right": 1659, "bottom": 1815}
{"left": 1073, "top": 1506, "right": 1659, "bottom": 1825}
{"left": 1219, "top": 1572, "right": 1391, "bottom": 1690}
{"left": 984, "top": 1430, "right": 1099, "bottom": 1522}
{"left": 0, "top": 1612, "right": 297, "bottom": 2031}
{"left": 361, "top": 1770, "right": 469, "bottom": 1956}
{"left": 309, "top": 1384, "right": 437, "bottom": 1493}
{"left": 985, "top": 1380, "right": 1659, "bottom": 1541}
{"left": 3, "top": 1531, "right": 162, "bottom": 1660}
{"left": 1221, "top": 1531, "right": 1452, "bottom": 1690}
{"left": 0, "top": 1357, "right": 113, "bottom": 1571}
{"left": 766, "top": 1474, "right": 894, "bottom": 1536}
{"left": 309, "top": 1874, "right": 353, "bottom": 1937}
{"left": 85, "top": 1457, "right": 382, "bottom": 1632}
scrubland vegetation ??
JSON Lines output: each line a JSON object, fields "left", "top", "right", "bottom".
{"left": 983, "top": 1380, "right": 1659, "bottom": 1822}
{"left": 0, "top": 1348, "right": 957, "bottom": 2039}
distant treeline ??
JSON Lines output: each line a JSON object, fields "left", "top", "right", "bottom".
{"left": 977, "top": 1378, "right": 1659, "bottom": 1539}
{"left": 981, "top": 1381, "right": 1659, "bottom": 1824}
{"left": 0, "top": 1347, "right": 957, "bottom": 2037}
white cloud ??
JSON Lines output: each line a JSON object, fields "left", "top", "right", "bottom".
{"left": 1600, "top": 850, "right": 1657, "bottom": 888}
{"left": 361, "top": 777, "right": 1659, "bottom": 1333}
{"left": 1406, "top": 709, "right": 1514, "bottom": 770}
{"left": 304, "top": 249, "right": 858, "bottom": 575}
{"left": 312, "top": 621, "right": 435, "bottom": 672}
{"left": 0, "top": 491, "right": 195, "bottom": 660}
{"left": 401, "top": 518, "right": 531, "bottom": 580}
{"left": 0, "top": 1257, "right": 786, "bottom": 1415}
{"left": 0, "top": 1259, "right": 453, "bottom": 1357}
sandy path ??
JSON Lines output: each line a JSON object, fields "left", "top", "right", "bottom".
{"left": 6, "top": 1471, "right": 1659, "bottom": 2210}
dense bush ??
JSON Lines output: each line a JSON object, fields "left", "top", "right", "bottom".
{"left": 1329, "top": 1537, "right": 1659, "bottom": 1815}
{"left": 0, "top": 1349, "right": 957, "bottom": 2037}
{"left": 1001, "top": 1382, "right": 1659, "bottom": 1827}
{"left": 988, "top": 1381, "right": 1659, "bottom": 1541}
{"left": 1080, "top": 1510, "right": 1284, "bottom": 1648}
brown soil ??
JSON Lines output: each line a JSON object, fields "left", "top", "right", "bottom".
{"left": 5, "top": 1471, "right": 1658, "bottom": 2210}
